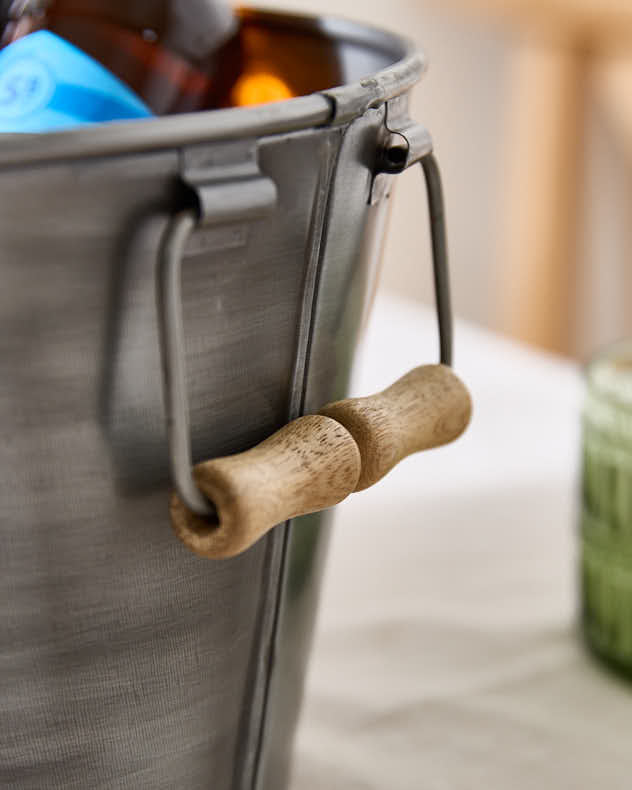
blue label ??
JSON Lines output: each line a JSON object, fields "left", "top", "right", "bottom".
{"left": 0, "top": 30, "right": 152, "bottom": 132}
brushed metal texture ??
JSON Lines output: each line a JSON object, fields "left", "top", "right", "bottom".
{"left": 0, "top": 10, "right": 425, "bottom": 790}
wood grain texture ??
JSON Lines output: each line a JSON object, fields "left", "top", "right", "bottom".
{"left": 319, "top": 364, "right": 472, "bottom": 491}
{"left": 170, "top": 414, "right": 361, "bottom": 559}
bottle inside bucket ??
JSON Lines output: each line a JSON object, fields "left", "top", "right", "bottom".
{"left": 0, "top": 0, "right": 244, "bottom": 129}
{"left": 0, "top": 2, "right": 349, "bottom": 131}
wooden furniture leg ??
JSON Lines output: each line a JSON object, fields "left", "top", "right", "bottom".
{"left": 498, "top": 37, "right": 586, "bottom": 353}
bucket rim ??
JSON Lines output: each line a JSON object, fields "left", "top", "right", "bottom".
{"left": 0, "top": 7, "right": 424, "bottom": 167}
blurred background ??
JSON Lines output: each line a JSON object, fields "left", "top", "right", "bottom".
{"left": 259, "top": 0, "right": 632, "bottom": 360}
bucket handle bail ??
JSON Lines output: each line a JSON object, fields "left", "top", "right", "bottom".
{"left": 158, "top": 149, "right": 470, "bottom": 559}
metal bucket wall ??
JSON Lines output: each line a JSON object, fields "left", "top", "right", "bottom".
{"left": 0, "top": 12, "right": 423, "bottom": 790}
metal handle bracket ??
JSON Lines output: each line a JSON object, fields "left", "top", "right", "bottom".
{"left": 181, "top": 141, "right": 278, "bottom": 226}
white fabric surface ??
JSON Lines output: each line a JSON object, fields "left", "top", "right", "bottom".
{"left": 289, "top": 293, "right": 632, "bottom": 789}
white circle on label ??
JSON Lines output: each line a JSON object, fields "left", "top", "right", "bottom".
{"left": 0, "top": 58, "right": 54, "bottom": 118}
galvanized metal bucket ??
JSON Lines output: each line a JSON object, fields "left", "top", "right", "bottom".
{"left": 0, "top": 10, "right": 449, "bottom": 789}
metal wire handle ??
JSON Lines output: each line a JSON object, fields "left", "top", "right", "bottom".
{"left": 156, "top": 209, "right": 218, "bottom": 520}
{"left": 157, "top": 151, "right": 452, "bottom": 518}
{"left": 421, "top": 153, "right": 452, "bottom": 367}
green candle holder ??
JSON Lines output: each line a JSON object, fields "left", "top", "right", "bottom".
{"left": 581, "top": 341, "right": 632, "bottom": 672}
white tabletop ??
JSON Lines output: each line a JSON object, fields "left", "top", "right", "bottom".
{"left": 289, "top": 292, "right": 632, "bottom": 789}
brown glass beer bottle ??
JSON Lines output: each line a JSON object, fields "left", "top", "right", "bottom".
{"left": 0, "top": 0, "right": 242, "bottom": 116}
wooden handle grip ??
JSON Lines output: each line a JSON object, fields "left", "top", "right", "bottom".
{"left": 319, "top": 364, "right": 472, "bottom": 491}
{"left": 170, "top": 415, "right": 361, "bottom": 559}
{"left": 170, "top": 365, "right": 471, "bottom": 558}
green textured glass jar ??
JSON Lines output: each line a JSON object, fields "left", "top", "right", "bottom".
{"left": 581, "top": 341, "right": 632, "bottom": 673}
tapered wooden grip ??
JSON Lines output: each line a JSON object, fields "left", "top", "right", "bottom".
{"left": 319, "top": 364, "right": 472, "bottom": 491}
{"left": 170, "top": 365, "right": 471, "bottom": 559}
{"left": 170, "top": 415, "right": 361, "bottom": 559}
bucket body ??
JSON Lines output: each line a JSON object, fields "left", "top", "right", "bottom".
{"left": 0, "top": 11, "right": 424, "bottom": 789}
